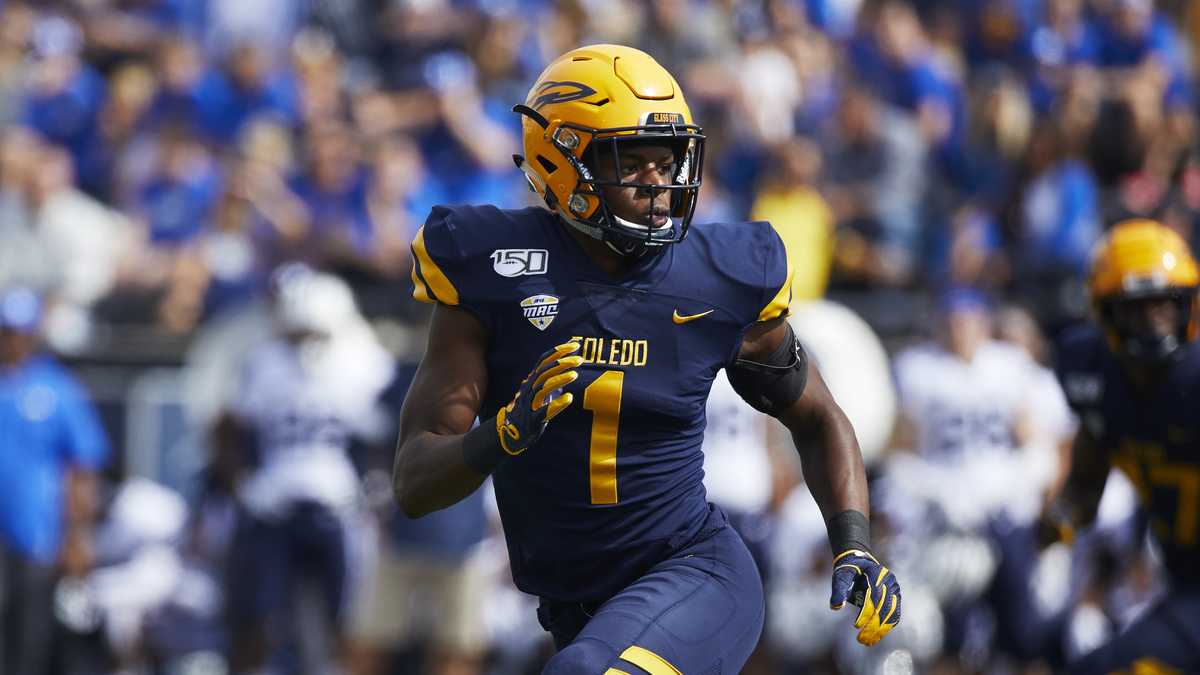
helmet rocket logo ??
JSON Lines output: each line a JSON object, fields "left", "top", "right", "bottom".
{"left": 531, "top": 81, "right": 598, "bottom": 110}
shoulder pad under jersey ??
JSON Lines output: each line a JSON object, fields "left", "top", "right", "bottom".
{"left": 686, "top": 220, "right": 793, "bottom": 327}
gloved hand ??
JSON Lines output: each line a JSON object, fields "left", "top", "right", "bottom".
{"left": 494, "top": 341, "right": 582, "bottom": 455}
{"left": 830, "top": 548, "right": 902, "bottom": 646}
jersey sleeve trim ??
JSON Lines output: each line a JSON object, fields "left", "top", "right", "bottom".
{"left": 619, "top": 646, "right": 682, "bottom": 675}
{"left": 411, "top": 264, "right": 434, "bottom": 304}
{"left": 411, "top": 225, "right": 460, "bottom": 305}
{"left": 757, "top": 241, "right": 793, "bottom": 322}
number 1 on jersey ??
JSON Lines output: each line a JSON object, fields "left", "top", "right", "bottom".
{"left": 584, "top": 370, "right": 624, "bottom": 505}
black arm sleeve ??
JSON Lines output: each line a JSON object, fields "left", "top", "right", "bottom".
{"left": 727, "top": 322, "right": 809, "bottom": 417}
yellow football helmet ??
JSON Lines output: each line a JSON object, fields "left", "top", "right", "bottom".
{"left": 513, "top": 44, "right": 705, "bottom": 254}
{"left": 1090, "top": 218, "right": 1200, "bottom": 363}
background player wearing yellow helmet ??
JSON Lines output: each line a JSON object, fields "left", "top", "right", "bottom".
{"left": 393, "top": 45, "right": 900, "bottom": 672}
{"left": 1045, "top": 219, "right": 1200, "bottom": 674}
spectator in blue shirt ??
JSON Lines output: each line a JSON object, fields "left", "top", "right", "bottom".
{"left": 1015, "top": 120, "right": 1101, "bottom": 327}
{"left": 0, "top": 286, "right": 109, "bottom": 675}
{"left": 1097, "top": 0, "right": 1189, "bottom": 71}
{"left": 136, "top": 124, "right": 223, "bottom": 246}
{"left": 962, "top": 0, "right": 1039, "bottom": 68}
{"left": 288, "top": 120, "right": 373, "bottom": 261}
{"left": 414, "top": 51, "right": 523, "bottom": 207}
{"left": 21, "top": 16, "right": 107, "bottom": 186}
{"left": 1020, "top": 138, "right": 1100, "bottom": 274}
{"left": 152, "top": 38, "right": 299, "bottom": 144}
{"left": 853, "top": 2, "right": 968, "bottom": 180}
{"left": 1025, "top": 0, "right": 1103, "bottom": 112}
{"left": 196, "top": 43, "right": 300, "bottom": 143}
{"left": 1096, "top": 0, "right": 1193, "bottom": 108}
{"left": 149, "top": 37, "right": 215, "bottom": 133}
{"left": 77, "top": 61, "right": 160, "bottom": 202}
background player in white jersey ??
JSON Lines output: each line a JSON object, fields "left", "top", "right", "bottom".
{"left": 891, "top": 289, "right": 1070, "bottom": 520}
{"left": 887, "top": 288, "right": 1075, "bottom": 665}
{"left": 894, "top": 289, "right": 1068, "bottom": 467}
{"left": 214, "top": 265, "right": 393, "bottom": 673}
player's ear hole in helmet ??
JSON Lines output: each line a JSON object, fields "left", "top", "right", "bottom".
{"left": 1089, "top": 218, "right": 1200, "bottom": 366}
{"left": 512, "top": 44, "right": 706, "bottom": 257}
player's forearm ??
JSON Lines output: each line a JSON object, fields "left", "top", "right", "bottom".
{"left": 787, "top": 402, "right": 870, "bottom": 525}
{"left": 392, "top": 429, "right": 489, "bottom": 518}
{"left": 1052, "top": 431, "right": 1110, "bottom": 530}
{"left": 65, "top": 468, "right": 100, "bottom": 525}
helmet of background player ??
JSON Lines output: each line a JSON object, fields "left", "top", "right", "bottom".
{"left": 270, "top": 263, "right": 359, "bottom": 342}
{"left": 0, "top": 286, "right": 41, "bottom": 366}
{"left": 937, "top": 287, "right": 992, "bottom": 361}
{"left": 513, "top": 44, "right": 705, "bottom": 257}
{"left": 1090, "top": 219, "right": 1200, "bottom": 366}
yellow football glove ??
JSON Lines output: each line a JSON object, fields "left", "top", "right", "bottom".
{"left": 495, "top": 341, "right": 582, "bottom": 455}
{"left": 829, "top": 549, "right": 902, "bottom": 646}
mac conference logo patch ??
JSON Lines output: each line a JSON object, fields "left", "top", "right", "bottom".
{"left": 521, "top": 294, "right": 559, "bottom": 331}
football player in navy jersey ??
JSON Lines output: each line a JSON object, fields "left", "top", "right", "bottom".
{"left": 1044, "top": 219, "right": 1200, "bottom": 674}
{"left": 392, "top": 44, "right": 901, "bottom": 673}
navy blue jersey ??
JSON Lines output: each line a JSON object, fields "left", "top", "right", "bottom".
{"left": 1067, "top": 588, "right": 1200, "bottom": 673}
{"left": 412, "top": 205, "right": 791, "bottom": 601}
{"left": 1057, "top": 326, "right": 1200, "bottom": 585}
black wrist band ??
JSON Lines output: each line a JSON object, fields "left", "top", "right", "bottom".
{"left": 462, "top": 420, "right": 507, "bottom": 475}
{"left": 827, "top": 509, "right": 871, "bottom": 555}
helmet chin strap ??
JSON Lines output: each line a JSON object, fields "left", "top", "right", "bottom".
{"left": 560, "top": 211, "right": 605, "bottom": 240}
{"left": 605, "top": 238, "right": 650, "bottom": 257}
{"left": 560, "top": 210, "right": 671, "bottom": 258}
{"left": 1120, "top": 328, "right": 1185, "bottom": 369}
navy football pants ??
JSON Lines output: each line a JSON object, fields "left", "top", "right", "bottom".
{"left": 1068, "top": 586, "right": 1200, "bottom": 674}
{"left": 227, "top": 500, "right": 350, "bottom": 631}
{"left": 538, "top": 506, "right": 765, "bottom": 675}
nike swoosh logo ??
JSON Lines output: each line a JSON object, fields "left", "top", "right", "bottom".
{"left": 672, "top": 309, "right": 714, "bottom": 324}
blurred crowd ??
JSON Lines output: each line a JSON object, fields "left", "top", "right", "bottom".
{"left": 2, "top": 0, "right": 1200, "bottom": 339}
{"left": 1, "top": 0, "right": 1198, "bottom": 673}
